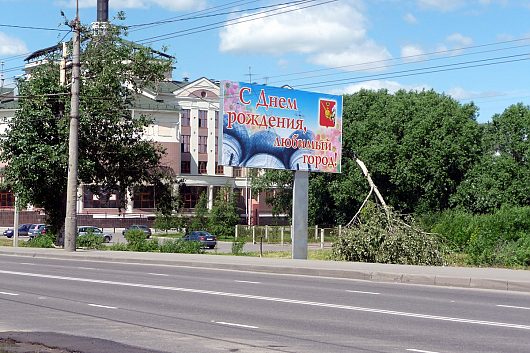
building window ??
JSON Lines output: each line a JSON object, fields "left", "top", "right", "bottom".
{"left": 181, "top": 135, "right": 190, "bottom": 153}
{"left": 181, "top": 161, "right": 191, "bottom": 174}
{"left": 198, "top": 110, "right": 208, "bottom": 128}
{"left": 215, "top": 111, "right": 219, "bottom": 128}
{"left": 215, "top": 163, "right": 224, "bottom": 175}
{"left": 198, "top": 161, "right": 208, "bottom": 174}
{"left": 133, "top": 186, "right": 155, "bottom": 209}
{"left": 83, "top": 187, "right": 120, "bottom": 208}
{"left": 181, "top": 186, "right": 207, "bottom": 209}
{"left": 0, "top": 191, "right": 14, "bottom": 208}
{"left": 233, "top": 167, "right": 243, "bottom": 177}
{"left": 181, "top": 109, "right": 190, "bottom": 127}
{"left": 198, "top": 136, "right": 207, "bottom": 153}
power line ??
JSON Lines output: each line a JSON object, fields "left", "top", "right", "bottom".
{"left": 0, "top": 24, "right": 69, "bottom": 32}
{"left": 267, "top": 42, "right": 530, "bottom": 86}
{"left": 137, "top": 0, "right": 334, "bottom": 44}
{"left": 128, "top": 0, "right": 258, "bottom": 30}
{"left": 128, "top": 0, "right": 310, "bottom": 29}
{"left": 294, "top": 55, "right": 530, "bottom": 90}
{"left": 265, "top": 36, "right": 530, "bottom": 83}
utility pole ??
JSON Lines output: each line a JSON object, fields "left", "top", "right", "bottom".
{"left": 64, "top": 2, "right": 80, "bottom": 252}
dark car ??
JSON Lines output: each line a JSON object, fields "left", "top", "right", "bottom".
{"left": 3, "top": 223, "right": 33, "bottom": 238}
{"left": 78, "top": 226, "right": 113, "bottom": 243}
{"left": 183, "top": 231, "right": 217, "bottom": 249}
{"left": 28, "top": 224, "right": 47, "bottom": 239}
{"left": 122, "top": 224, "right": 152, "bottom": 238}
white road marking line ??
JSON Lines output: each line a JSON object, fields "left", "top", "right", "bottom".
{"left": 235, "top": 280, "right": 260, "bottom": 284}
{"left": 1, "top": 269, "right": 529, "bottom": 331}
{"left": 148, "top": 273, "right": 169, "bottom": 277}
{"left": 213, "top": 321, "right": 259, "bottom": 329}
{"left": 20, "top": 263, "right": 34, "bottom": 265}
{"left": 77, "top": 267, "right": 96, "bottom": 270}
{"left": 346, "top": 290, "right": 380, "bottom": 295}
{"left": 0, "top": 291, "right": 19, "bottom": 296}
{"left": 497, "top": 304, "right": 530, "bottom": 310}
{"left": 88, "top": 304, "right": 117, "bottom": 309}
{"left": 407, "top": 349, "right": 440, "bottom": 353}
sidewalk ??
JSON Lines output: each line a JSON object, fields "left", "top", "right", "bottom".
{"left": 0, "top": 246, "right": 529, "bottom": 293}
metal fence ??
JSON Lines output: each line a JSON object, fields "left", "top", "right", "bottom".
{"left": 234, "top": 224, "right": 343, "bottom": 248}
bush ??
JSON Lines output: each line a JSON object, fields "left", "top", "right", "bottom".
{"left": 332, "top": 202, "right": 445, "bottom": 266}
{"left": 429, "top": 209, "right": 478, "bottom": 251}
{"left": 23, "top": 234, "right": 54, "bottom": 248}
{"left": 427, "top": 205, "right": 530, "bottom": 267}
{"left": 231, "top": 237, "right": 246, "bottom": 255}
{"left": 159, "top": 238, "right": 204, "bottom": 254}
{"left": 77, "top": 234, "right": 104, "bottom": 249}
{"left": 124, "top": 229, "right": 158, "bottom": 252}
{"left": 154, "top": 213, "right": 186, "bottom": 232}
{"left": 466, "top": 206, "right": 530, "bottom": 266}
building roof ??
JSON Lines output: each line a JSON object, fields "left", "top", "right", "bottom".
{"left": 25, "top": 44, "right": 62, "bottom": 62}
{"left": 0, "top": 88, "right": 18, "bottom": 109}
{"left": 132, "top": 91, "right": 179, "bottom": 111}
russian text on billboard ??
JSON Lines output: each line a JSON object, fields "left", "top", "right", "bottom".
{"left": 220, "top": 81, "right": 343, "bottom": 173}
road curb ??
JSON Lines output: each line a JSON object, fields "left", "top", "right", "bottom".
{"left": 1, "top": 248, "right": 529, "bottom": 293}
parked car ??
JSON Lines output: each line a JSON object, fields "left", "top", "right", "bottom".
{"left": 182, "top": 231, "right": 217, "bottom": 249}
{"left": 28, "top": 224, "right": 47, "bottom": 239}
{"left": 3, "top": 223, "right": 33, "bottom": 238}
{"left": 122, "top": 224, "right": 152, "bottom": 238}
{"left": 77, "top": 226, "right": 113, "bottom": 243}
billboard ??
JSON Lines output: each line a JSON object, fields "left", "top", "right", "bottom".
{"left": 220, "top": 81, "right": 342, "bottom": 173}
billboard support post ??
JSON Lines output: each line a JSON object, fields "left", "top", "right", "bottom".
{"left": 292, "top": 170, "right": 309, "bottom": 259}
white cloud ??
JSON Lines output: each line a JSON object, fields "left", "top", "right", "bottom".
{"left": 417, "top": 0, "right": 466, "bottom": 11}
{"left": 446, "top": 33, "right": 473, "bottom": 47}
{"left": 0, "top": 32, "right": 28, "bottom": 56}
{"left": 401, "top": 45, "right": 425, "bottom": 61}
{"left": 447, "top": 86, "right": 500, "bottom": 100}
{"left": 277, "top": 58, "right": 289, "bottom": 69}
{"left": 55, "top": 0, "right": 205, "bottom": 11}
{"left": 219, "top": 0, "right": 391, "bottom": 71}
{"left": 309, "top": 41, "right": 391, "bottom": 72}
{"left": 403, "top": 13, "right": 417, "bottom": 24}
{"left": 333, "top": 80, "right": 429, "bottom": 95}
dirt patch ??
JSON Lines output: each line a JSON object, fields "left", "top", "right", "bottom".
{"left": 0, "top": 338, "right": 78, "bottom": 353}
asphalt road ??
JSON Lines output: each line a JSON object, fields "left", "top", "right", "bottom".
{"left": 0, "top": 255, "right": 529, "bottom": 353}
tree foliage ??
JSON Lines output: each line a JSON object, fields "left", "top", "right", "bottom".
{"left": 452, "top": 103, "right": 530, "bottom": 213}
{"left": 251, "top": 169, "right": 293, "bottom": 219}
{"left": 189, "top": 192, "right": 208, "bottom": 231}
{"left": 209, "top": 186, "right": 240, "bottom": 237}
{"left": 0, "top": 21, "right": 179, "bottom": 239}
{"left": 252, "top": 89, "right": 482, "bottom": 225}
{"left": 332, "top": 202, "right": 445, "bottom": 265}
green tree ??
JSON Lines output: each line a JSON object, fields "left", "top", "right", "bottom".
{"left": 341, "top": 89, "right": 482, "bottom": 215}
{"left": 209, "top": 187, "right": 240, "bottom": 238}
{"left": 251, "top": 169, "right": 293, "bottom": 220}
{"left": 253, "top": 89, "right": 482, "bottom": 225}
{"left": 452, "top": 103, "right": 530, "bottom": 213}
{"left": 0, "top": 20, "right": 179, "bottom": 240}
{"left": 189, "top": 192, "right": 208, "bottom": 231}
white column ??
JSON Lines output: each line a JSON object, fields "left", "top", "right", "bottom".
{"left": 126, "top": 188, "right": 134, "bottom": 213}
{"left": 208, "top": 185, "right": 214, "bottom": 210}
{"left": 77, "top": 185, "right": 84, "bottom": 214}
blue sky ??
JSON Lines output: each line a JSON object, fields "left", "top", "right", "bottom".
{"left": 1, "top": 0, "right": 530, "bottom": 123}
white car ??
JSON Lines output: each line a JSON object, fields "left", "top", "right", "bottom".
{"left": 77, "top": 226, "right": 112, "bottom": 243}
